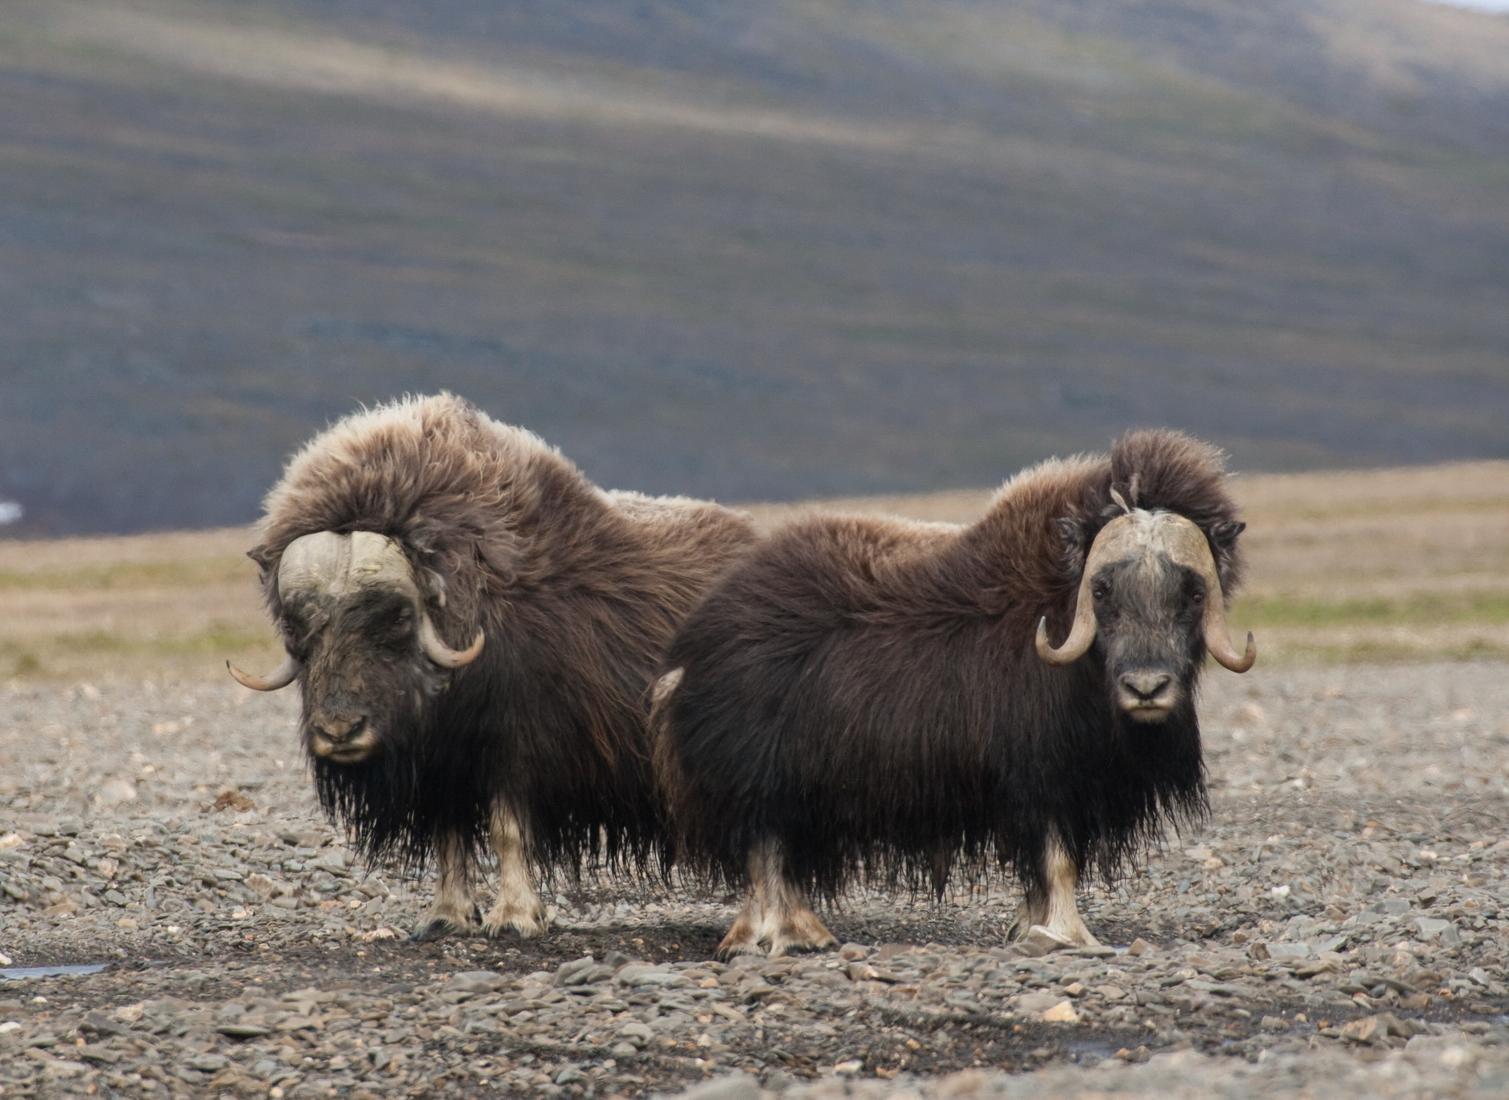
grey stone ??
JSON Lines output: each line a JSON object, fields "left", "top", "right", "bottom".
{"left": 1255, "top": 941, "right": 1312, "bottom": 961}
{"left": 308, "top": 849, "right": 348, "bottom": 873}
{"left": 615, "top": 964, "right": 690, "bottom": 989}
{"left": 1015, "top": 991, "right": 1065, "bottom": 1014}
{"left": 677, "top": 1074, "right": 762, "bottom": 1100}
{"left": 554, "top": 956, "right": 598, "bottom": 986}
{"left": 618, "top": 1021, "right": 654, "bottom": 1046}
{"left": 1012, "top": 925, "right": 1074, "bottom": 958}
{"left": 1413, "top": 917, "right": 1460, "bottom": 944}
{"left": 447, "top": 971, "right": 507, "bottom": 995}
{"left": 216, "top": 1023, "right": 272, "bottom": 1039}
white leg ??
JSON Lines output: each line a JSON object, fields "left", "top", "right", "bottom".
{"left": 481, "top": 805, "right": 546, "bottom": 939}
{"left": 717, "top": 839, "right": 836, "bottom": 959}
{"left": 1009, "top": 834, "right": 1101, "bottom": 948}
{"left": 411, "top": 832, "right": 479, "bottom": 941}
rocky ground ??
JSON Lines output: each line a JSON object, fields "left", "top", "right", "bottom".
{"left": 1, "top": 661, "right": 1506, "bottom": 1098}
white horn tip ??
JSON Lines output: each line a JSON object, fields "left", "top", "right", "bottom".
{"left": 420, "top": 615, "right": 485, "bottom": 668}
{"left": 1034, "top": 616, "right": 1061, "bottom": 664}
{"left": 227, "top": 654, "right": 300, "bottom": 691}
{"left": 1213, "top": 631, "right": 1257, "bottom": 674}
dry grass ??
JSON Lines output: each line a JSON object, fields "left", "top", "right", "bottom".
{"left": 0, "top": 528, "right": 264, "bottom": 681}
{"left": 2, "top": 459, "right": 1506, "bottom": 682}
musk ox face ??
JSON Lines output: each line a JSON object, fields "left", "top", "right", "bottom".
{"left": 1036, "top": 507, "right": 1255, "bottom": 721}
{"left": 284, "top": 584, "right": 439, "bottom": 764}
{"left": 1087, "top": 554, "right": 1208, "bottom": 723}
{"left": 228, "top": 531, "right": 484, "bottom": 766}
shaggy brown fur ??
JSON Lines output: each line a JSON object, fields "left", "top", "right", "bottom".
{"left": 247, "top": 393, "right": 757, "bottom": 893}
{"left": 653, "top": 429, "right": 1247, "bottom": 918}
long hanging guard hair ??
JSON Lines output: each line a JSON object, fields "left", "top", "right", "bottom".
{"left": 655, "top": 428, "right": 1245, "bottom": 902}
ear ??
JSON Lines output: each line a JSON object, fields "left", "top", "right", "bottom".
{"left": 246, "top": 545, "right": 276, "bottom": 580}
{"left": 415, "top": 562, "right": 449, "bottom": 609}
{"left": 1206, "top": 519, "right": 1245, "bottom": 582}
{"left": 1055, "top": 514, "right": 1088, "bottom": 578}
{"left": 1209, "top": 519, "right": 1245, "bottom": 546}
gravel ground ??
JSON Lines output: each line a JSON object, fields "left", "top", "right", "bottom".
{"left": 2, "top": 661, "right": 1506, "bottom": 1098}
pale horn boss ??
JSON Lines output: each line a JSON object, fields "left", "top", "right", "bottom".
{"left": 229, "top": 529, "right": 483, "bottom": 762}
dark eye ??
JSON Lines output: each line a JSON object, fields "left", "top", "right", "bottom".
{"left": 1190, "top": 590, "right": 1205, "bottom": 605}
{"left": 1092, "top": 580, "right": 1110, "bottom": 601}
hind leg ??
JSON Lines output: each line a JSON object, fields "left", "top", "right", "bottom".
{"left": 1008, "top": 834, "right": 1101, "bottom": 948}
{"left": 717, "top": 839, "right": 836, "bottom": 959}
{"left": 481, "top": 804, "right": 546, "bottom": 939}
{"left": 411, "top": 832, "right": 481, "bottom": 941}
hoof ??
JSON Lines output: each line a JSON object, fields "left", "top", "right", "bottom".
{"left": 409, "top": 918, "right": 465, "bottom": 943}
{"left": 1010, "top": 924, "right": 1075, "bottom": 957}
{"left": 766, "top": 931, "right": 837, "bottom": 960}
{"left": 1007, "top": 902, "right": 1031, "bottom": 943}
{"left": 410, "top": 904, "right": 482, "bottom": 943}
{"left": 714, "top": 937, "right": 765, "bottom": 962}
{"left": 1008, "top": 912, "right": 1101, "bottom": 953}
{"left": 483, "top": 907, "right": 547, "bottom": 940}
{"left": 715, "top": 925, "right": 836, "bottom": 961}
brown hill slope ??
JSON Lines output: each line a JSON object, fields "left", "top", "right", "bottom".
{"left": 3, "top": 0, "right": 1508, "bottom": 535}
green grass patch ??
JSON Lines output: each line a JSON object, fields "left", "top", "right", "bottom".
{"left": 1269, "top": 637, "right": 1509, "bottom": 666}
{"left": 1240, "top": 590, "right": 1509, "bottom": 630}
{"left": 0, "top": 557, "right": 248, "bottom": 592}
{"left": 0, "top": 622, "right": 274, "bottom": 678}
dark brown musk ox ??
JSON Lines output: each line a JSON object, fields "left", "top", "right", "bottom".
{"left": 228, "top": 393, "right": 757, "bottom": 940}
{"left": 651, "top": 429, "right": 1256, "bottom": 957}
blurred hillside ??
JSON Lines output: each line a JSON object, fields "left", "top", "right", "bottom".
{"left": 2, "top": 0, "right": 1507, "bottom": 536}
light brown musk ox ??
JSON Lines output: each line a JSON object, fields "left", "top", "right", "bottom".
{"left": 229, "top": 393, "right": 757, "bottom": 940}
{"left": 652, "top": 429, "right": 1256, "bottom": 957}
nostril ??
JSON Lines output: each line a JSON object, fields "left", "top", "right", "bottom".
{"left": 315, "top": 715, "right": 366, "bottom": 743}
{"left": 1120, "top": 672, "right": 1172, "bottom": 701}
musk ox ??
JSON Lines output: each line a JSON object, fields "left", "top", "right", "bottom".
{"left": 228, "top": 394, "right": 756, "bottom": 940}
{"left": 652, "top": 429, "right": 1255, "bottom": 957}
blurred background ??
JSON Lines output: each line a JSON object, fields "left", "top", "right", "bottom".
{"left": 1, "top": 0, "right": 1508, "bottom": 679}
{"left": 2, "top": 0, "right": 1507, "bottom": 539}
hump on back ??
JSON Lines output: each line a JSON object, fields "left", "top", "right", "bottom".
{"left": 230, "top": 393, "right": 758, "bottom": 941}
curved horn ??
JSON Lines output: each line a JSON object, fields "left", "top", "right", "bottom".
{"left": 1203, "top": 602, "right": 1256, "bottom": 673}
{"left": 1158, "top": 517, "right": 1256, "bottom": 674}
{"left": 226, "top": 653, "right": 301, "bottom": 692}
{"left": 1036, "top": 511, "right": 1151, "bottom": 667}
{"left": 1035, "top": 569, "right": 1098, "bottom": 666}
{"left": 418, "top": 612, "right": 484, "bottom": 669}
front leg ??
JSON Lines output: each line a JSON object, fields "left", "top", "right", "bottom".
{"left": 482, "top": 804, "right": 547, "bottom": 939}
{"left": 717, "top": 839, "right": 836, "bottom": 959}
{"left": 410, "top": 832, "right": 480, "bottom": 941}
{"left": 1008, "top": 833, "right": 1101, "bottom": 949}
